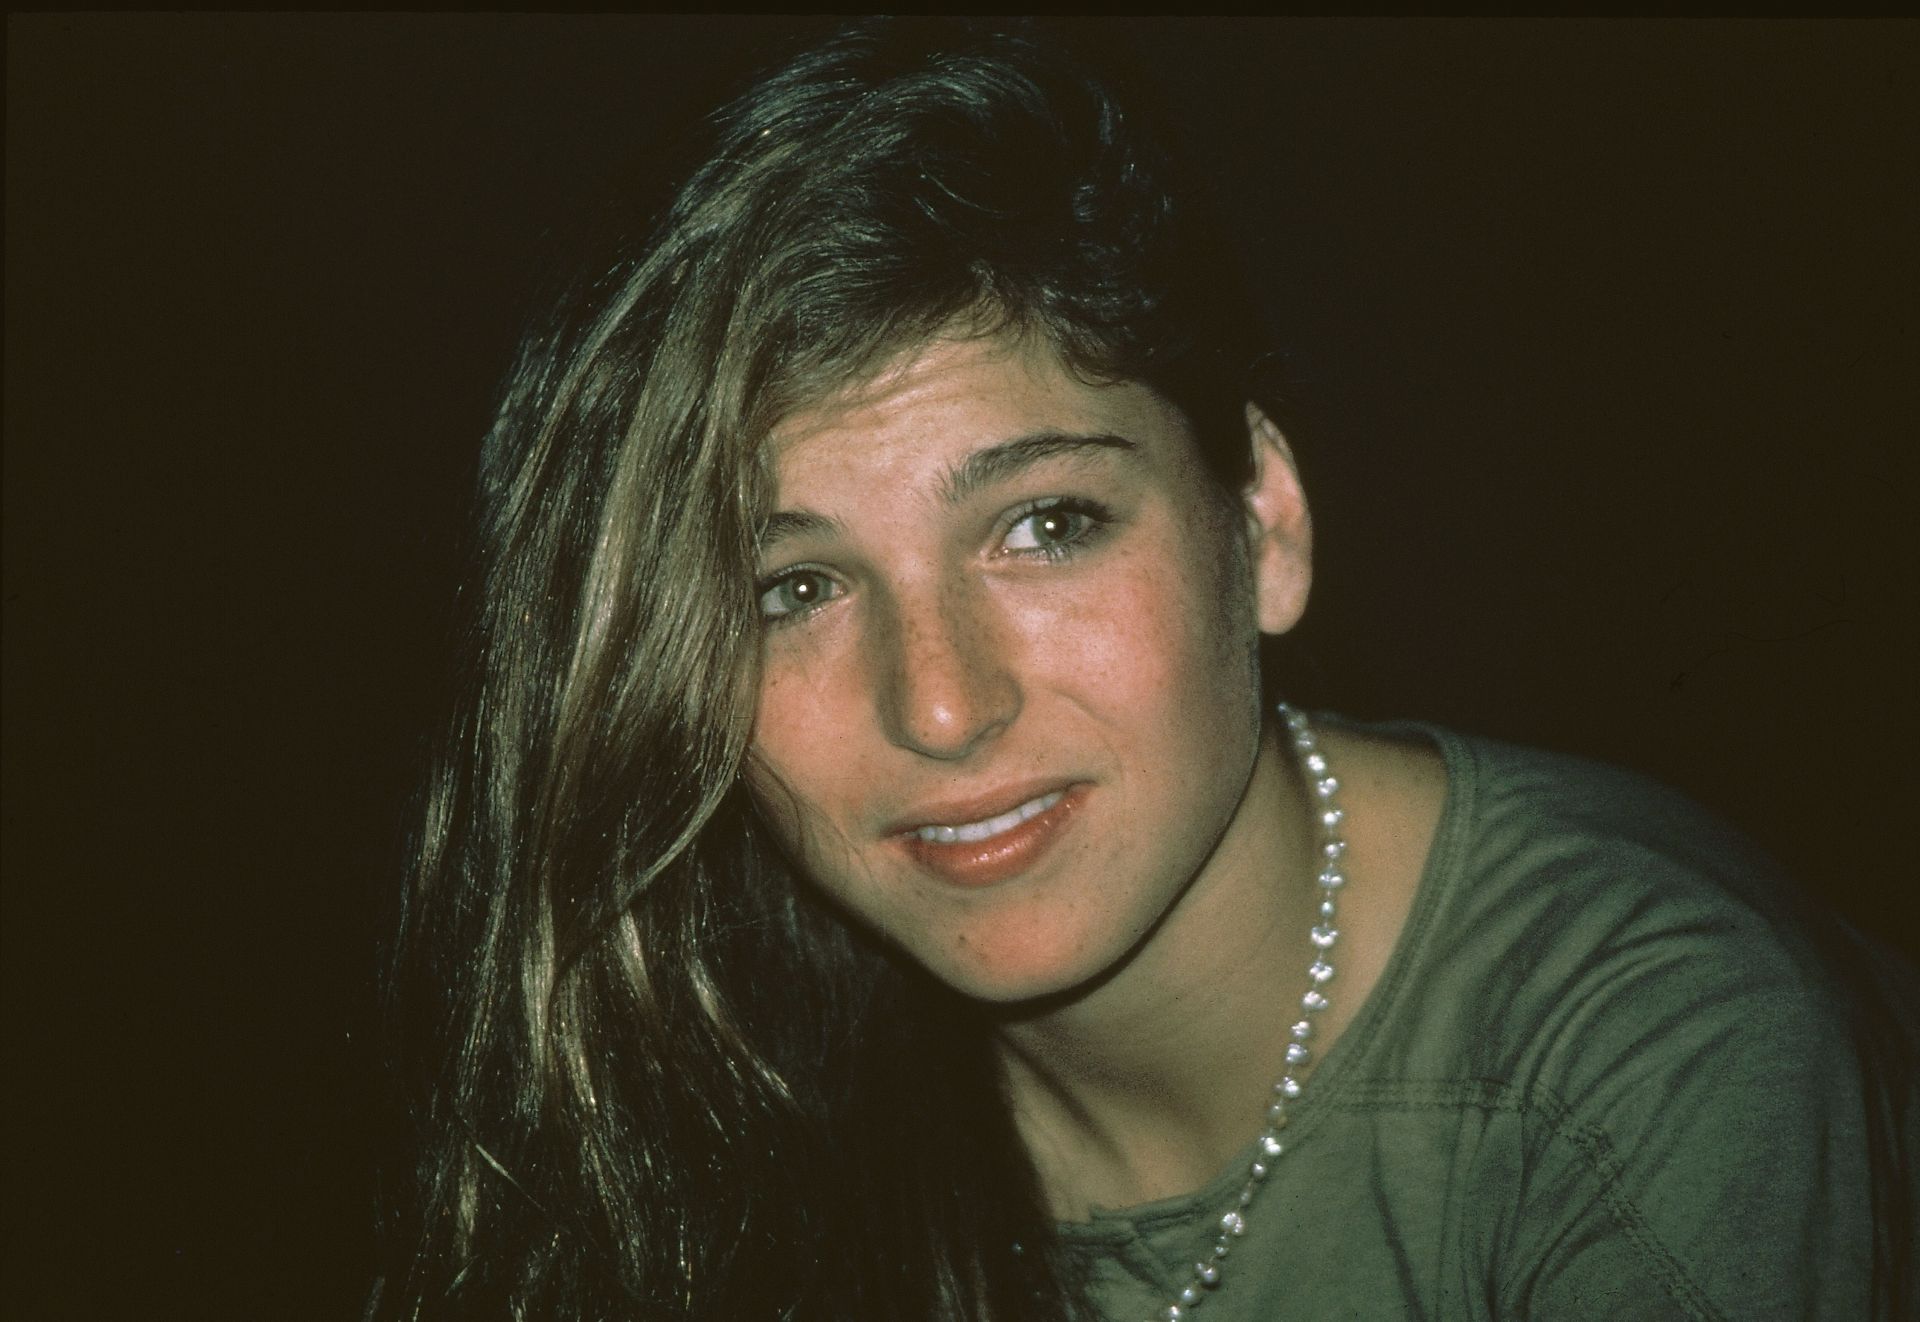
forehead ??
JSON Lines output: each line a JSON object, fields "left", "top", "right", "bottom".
{"left": 766, "top": 333, "right": 1195, "bottom": 498}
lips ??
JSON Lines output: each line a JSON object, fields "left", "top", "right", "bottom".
{"left": 892, "top": 783, "right": 1085, "bottom": 887}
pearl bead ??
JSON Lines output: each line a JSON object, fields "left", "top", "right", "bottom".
{"left": 1261, "top": 1135, "right": 1283, "bottom": 1158}
{"left": 1311, "top": 924, "right": 1338, "bottom": 948}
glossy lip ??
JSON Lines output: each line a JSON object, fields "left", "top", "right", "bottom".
{"left": 890, "top": 782, "right": 1087, "bottom": 888}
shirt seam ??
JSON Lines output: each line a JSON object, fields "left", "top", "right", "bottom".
{"left": 1326, "top": 1078, "right": 1728, "bottom": 1322}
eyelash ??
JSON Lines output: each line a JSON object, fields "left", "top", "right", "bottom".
{"left": 756, "top": 495, "right": 1117, "bottom": 625}
{"left": 999, "top": 496, "right": 1113, "bottom": 563}
{"left": 756, "top": 565, "right": 839, "bottom": 625}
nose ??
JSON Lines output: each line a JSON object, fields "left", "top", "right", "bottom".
{"left": 874, "top": 582, "right": 1021, "bottom": 761}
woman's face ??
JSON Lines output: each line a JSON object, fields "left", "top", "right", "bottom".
{"left": 747, "top": 332, "right": 1307, "bottom": 1004}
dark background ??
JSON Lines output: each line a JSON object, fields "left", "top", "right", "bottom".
{"left": 6, "top": 16, "right": 1914, "bottom": 1319}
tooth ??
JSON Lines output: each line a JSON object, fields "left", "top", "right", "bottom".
{"left": 915, "top": 791, "right": 1065, "bottom": 845}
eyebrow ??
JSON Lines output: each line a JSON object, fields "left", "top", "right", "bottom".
{"left": 756, "top": 430, "right": 1138, "bottom": 555}
{"left": 938, "top": 430, "right": 1137, "bottom": 507}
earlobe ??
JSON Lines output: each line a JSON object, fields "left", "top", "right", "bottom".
{"left": 1241, "top": 402, "right": 1313, "bottom": 635}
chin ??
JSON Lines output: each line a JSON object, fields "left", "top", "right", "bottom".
{"left": 914, "top": 915, "right": 1148, "bottom": 1010}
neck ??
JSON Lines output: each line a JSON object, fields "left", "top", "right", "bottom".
{"left": 988, "top": 718, "right": 1319, "bottom": 1218}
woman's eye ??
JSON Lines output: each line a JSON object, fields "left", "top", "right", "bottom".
{"left": 758, "top": 569, "right": 840, "bottom": 621}
{"left": 1002, "top": 502, "right": 1100, "bottom": 557}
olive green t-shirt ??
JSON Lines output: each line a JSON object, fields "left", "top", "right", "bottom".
{"left": 1060, "top": 722, "right": 1880, "bottom": 1320}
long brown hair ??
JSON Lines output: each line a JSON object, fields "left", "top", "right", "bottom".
{"left": 373, "top": 19, "right": 1278, "bottom": 1318}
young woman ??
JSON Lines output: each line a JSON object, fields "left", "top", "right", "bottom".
{"left": 374, "top": 19, "right": 1908, "bottom": 1321}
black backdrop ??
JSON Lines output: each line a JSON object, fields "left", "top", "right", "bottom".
{"left": 6, "top": 17, "right": 1915, "bottom": 1319}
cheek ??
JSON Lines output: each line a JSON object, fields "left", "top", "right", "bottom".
{"left": 747, "top": 657, "right": 861, "bottom": 839}
{"left": 1026, "top": 530, "right": 1253, "bottom": 714}
{"left": 748, "top": 632, "right": 923, "bottom": 888}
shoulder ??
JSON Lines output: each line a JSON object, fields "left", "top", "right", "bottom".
{"left": 1365, "top": 723, "right": 1883, "bottom": 1316}
{"left": 1317, "top": 716, "right": 1854, "bottom": 1085}
{"left": 1321, "top": 718, "right": 1835, "bottom": 1006}
{"left": 1416, "top": 725, "right": 1834, "bottom": 1002}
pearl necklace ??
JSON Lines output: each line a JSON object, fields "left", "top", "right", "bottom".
{"left": 1146, "top": 704, "right": 1349, "bottom": 1322}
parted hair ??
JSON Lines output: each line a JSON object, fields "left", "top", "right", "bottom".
{"left": 373, "top": 18, "right": 1278, "bottom": 1319}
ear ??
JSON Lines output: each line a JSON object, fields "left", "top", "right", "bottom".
{"left": 1241, "top": 402, "right": 1313, "bottom": 635}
